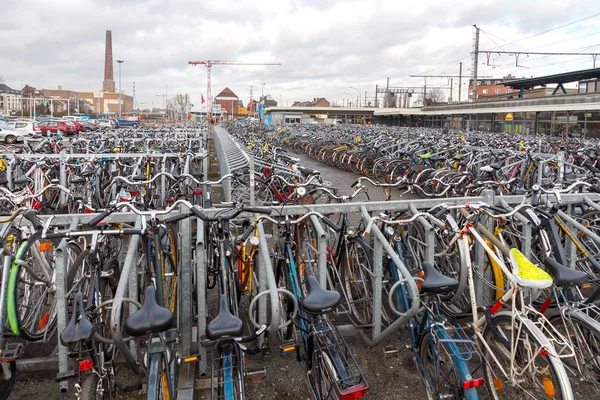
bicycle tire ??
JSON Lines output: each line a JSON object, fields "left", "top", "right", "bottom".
{"left": 8, "top": 231, "right": 78, "bottom": 340}
{"left": 310, "top": 347, "right": 338, "bottom": 400}
{"left": 341, "top": 237, "right": 374, "bottom": 327}
{"left": 549, "top": 311, "right": 600, "bottom": 395}
{"left": 481, "top": 312, "right": 572, "bottom": 399}
{"left": 0, "top": 361, "right": 16, "bottom": 400}
{"left": 146, "top": 352, "right": 164, "bottom": 400}
{"left": 419, "top": 330, "right": 479, "bottom": 400}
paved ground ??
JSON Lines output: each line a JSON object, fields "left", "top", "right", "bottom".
{"left": 9, "top": 146, "right": 426, "bottom": 399}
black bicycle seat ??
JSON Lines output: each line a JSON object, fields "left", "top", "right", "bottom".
{"left": 543, "top": 257, "right": 588, "bottom": 288}
{"left": 125, "top": 286, "right": 173, "bottom": 337}
{"left": 60, "top": 292, "right": 94, "bottom": 346}
{"left": 13, "top": 175, "right": 30, "bottom": 185}
{"left": 80, "top": 165, "right": 95, "bottom": 177}
{"left": 297, "top": 166, "right": 320, "bottom": 177}
{"left": 300, "top": 276, "right": 341, "bottom": 314}
{"left": 420, "top": 262, "right": 459, "bottom": 294}
{"left": 206, "top": 295, "right": 244, "bottom": 340}
{"left": 70, "top": 175, "right": 86, "bottom": 184}
{"left": 132, "top": 174, "right": 147, "bottom": 182}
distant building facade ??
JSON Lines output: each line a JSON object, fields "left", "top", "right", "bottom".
{"left": 468, "top": 75, "right": 520, "bottom": 100}
{"left": 0, "top": 84, "right": 21, "bottom": 114}
{"left": 292, "top": 98, "right": 330, "bottom": 107}
{"left": 214, "top": 87, "right": 240, "bottom": 119}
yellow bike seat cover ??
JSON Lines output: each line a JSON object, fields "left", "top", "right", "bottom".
{"left": 509, "top": 248, "right": 553, "bottom": 289}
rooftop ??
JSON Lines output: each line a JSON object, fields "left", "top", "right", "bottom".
{"left": 500, "top": 67, "right": 600, "bottom": 90}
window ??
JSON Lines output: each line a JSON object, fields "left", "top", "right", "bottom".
{"left": 485, "top": 81, "right": 491, "bottom": 85}
{"left": 482, "top": 89, "right": 488, "bottom": 94}
{"left": 477, "top": 81, "right": 481, "bottom": 85}
{"left": 495, "top": 89, "right": 501, "bottom": 94}
{"left": 506, "top": 88, "right": 512, "bottom": 93}
{"left": 16, "top": 123, "right": 27, "bottom": 128}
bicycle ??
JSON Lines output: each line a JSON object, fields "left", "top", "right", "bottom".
{"left": 249, "top": 212, "right": 369, "bottom": 400}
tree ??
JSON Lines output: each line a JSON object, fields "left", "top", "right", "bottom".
{"left": 415, "top": 88, "right": 447, "bottom": 107}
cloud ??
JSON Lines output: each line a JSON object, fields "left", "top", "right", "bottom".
{"left": 1, "top": 0, "right": 599, "bottom": 110}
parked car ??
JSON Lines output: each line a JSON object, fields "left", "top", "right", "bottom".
{"left": 82, "top": 120, "right": 100, "bottom": 131}
{"left": 71, "top": 121, "right": 85, "bottom": 133}
{"left": 98, "top": 119, "right": 117, "bottom": 129}
{"left": 0, "top": 126, "right": 26, "bottom": 144}
{"left": 4, "top": 120, "right": 41, "bottom": 135}
{"left": 37, "top": 120, "right": 77, "bottom": 135}
{"left": 62, "top": 116, "right": 83, "bottom": 123}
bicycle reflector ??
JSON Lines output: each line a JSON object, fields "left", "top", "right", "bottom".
{"left": 79, "top": 359, "right": 93, "bottom": 373}
{"left": 339, "top": 384, "right": 368, "bottom": 400}
{"left": 542, "top": 377, "right": 556, "bottom": 398}
{"left": 463, "top": 378, "right": 484, "bottom": 389}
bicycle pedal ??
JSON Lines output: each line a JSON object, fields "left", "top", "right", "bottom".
{"left": 261, "top": 344, "right": 272, "bottom": 356}
{"left": 1, "top": 343, "right": 24, "bottom": 361}
{"left": 279, "top": 343, "right": 296, "bottom": 357}
{"left": 56, "top": 369, "right": 77, "bottom": 382}
{"left": 245, "top": 365, "right": 266, "bottom": 381}
{"left": 384, "top": 345, "right": 399, "bottom": 359}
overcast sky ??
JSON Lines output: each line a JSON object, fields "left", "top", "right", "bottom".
{"left": 2, "top": 0, "right": 600, "bottom": 110}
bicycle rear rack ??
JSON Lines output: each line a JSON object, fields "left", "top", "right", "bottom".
{"left": 313, "top": 322, "right": 367, "bottom": 392}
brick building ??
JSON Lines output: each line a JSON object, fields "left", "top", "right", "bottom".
{"left": 214, "top": 87, "right": 240, "bottom": 120}
{"left": 468, "top": 75, "right": 519, "bottom": 100}
{"left": 292, "top": 98, "right": 330, "bottom": 107}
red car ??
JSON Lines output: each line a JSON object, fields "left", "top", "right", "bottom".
{"left": 71, "top": 121, "right": 85, "bottom": 133}
{"left": 38, "top": 120, "right": 77, "bottom": 135}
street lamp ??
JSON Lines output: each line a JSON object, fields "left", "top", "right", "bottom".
{"left": 116, "top": 60, "right": 124, "bottom": 117}
{"left": 349, "top": 87, "right": 361, "bottom": 108}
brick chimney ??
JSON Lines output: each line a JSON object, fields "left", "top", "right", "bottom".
{"left": 102, "top": 30, "right": 115, "bottom": 92}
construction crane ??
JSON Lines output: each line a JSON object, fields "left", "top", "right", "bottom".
{"left": 188, "top": 60, "right": 281, "bottom": 119}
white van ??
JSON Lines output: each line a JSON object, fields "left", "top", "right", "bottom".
{"left": 62, "top": 116, "right": 83, "bottom": 122}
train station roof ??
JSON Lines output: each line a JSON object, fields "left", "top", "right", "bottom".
{"left": 499, "top": 68, "right": 600, "bottom": 90}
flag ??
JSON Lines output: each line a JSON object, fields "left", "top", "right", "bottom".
{"left": 201, "top": 95, "right": 205, "bottom": 104}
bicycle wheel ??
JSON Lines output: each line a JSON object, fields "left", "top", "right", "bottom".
{"left": 231, "top": 179, "right": 273, "bottom": 206}
{"left": 549, "top": 312, "right": 600, "bottom": 395}
{"left": 481, "top": 313, "right": 571, "bottom": 399}
{"left": 214, "top": 344, "right": 245, "bottom": 400}
{"left": 0, "top": 361, "right": 16, "bottom": 400}
{"left": 80, "top": 368, "right": 116, "bottom": 400}
{"left": 311, "top": 348, "right": 338, "bottom": 399}
{"left": 9, "top": 232, "right": 81, "bottom": 340}
{"left": 146, "top": 352, "right": 170, "bottom": 400}
{"left": 419, "top": 330, "right": 479, "bottom": 400}
{"left": 341, "top": 237, "right": 374, "bottom": 327}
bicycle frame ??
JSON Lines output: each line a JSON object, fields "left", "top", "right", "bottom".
{"left": 459, "top": 224, "right": 574, "bottom": 397}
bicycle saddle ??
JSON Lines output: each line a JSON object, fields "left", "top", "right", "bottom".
{"left": 80, "top": 164, "right": 95, "bottom": 177}
{"left": 420, "top": 261, "right": 459, "bottom": 294}
{"left": 206, "top": 294, "right": 244, "bottom": 340}
{"left": 60, "top": 292, "right": 94, "bottom": 346}
{"left": 13, "top": 174, "right": 30, "bottom": 185}
{"left": 301, "top": 276, "right": 341, "bottom": 314}
{"left": 543, "top": 257, "right": 588, "bottom": 288}
{"left": 70, "top": 175, "right": 86, "bottom": 184}
{"left": 132, "top": 174, "right": 147, "bottom": 182}
{"left": 297, "top": 166, "right": 320, "bottom": 177}
{"left": 125, "top": 286, "right": 173, "bottom": 337}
